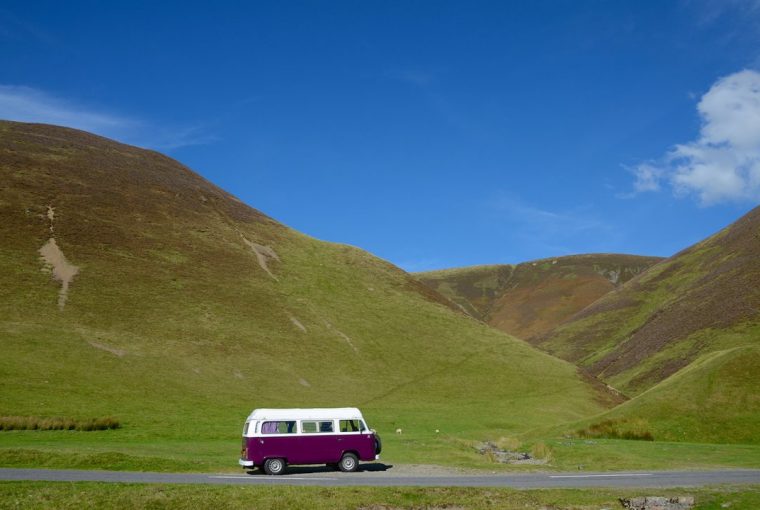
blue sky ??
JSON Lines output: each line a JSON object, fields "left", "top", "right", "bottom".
{"left": 2, "top": 1, "right": 759, "bottom": 271}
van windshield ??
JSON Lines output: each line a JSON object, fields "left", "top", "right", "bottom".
{"left": 339, "top": 419, "right": 362, "bottom": 432}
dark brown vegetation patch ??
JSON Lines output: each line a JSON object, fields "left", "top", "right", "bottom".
{"left": 416, "top": 254, "right": 662, "bottom": 340}
{"left": 576, "top": 418, "right": 654, "bottom": 441}
{"left": 0, "top": 416, "right": 120, "bottom": 431}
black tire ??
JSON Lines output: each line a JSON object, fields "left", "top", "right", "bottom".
{"left": 374, "top": 434, "right": 382, "bottom": 455}
{"left": 263, "top": 457, "right": 286, "bottom": 475}
{"left": 338, "top": 452, "right": 358, "bottom": 472}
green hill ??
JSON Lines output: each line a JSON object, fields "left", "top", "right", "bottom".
{"left": 416, "top": 254, "right": 661, "bottom": 340}
{"left": 0, "top": 121, "right": 611, "bottom": 470}
{"left": 535, "top": 206, "right": 760, "bottom": 397}
{"left": 575, "top": 346, "right": 760, "bottom": 444}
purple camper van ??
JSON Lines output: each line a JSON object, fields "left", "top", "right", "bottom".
{"left": 239, "top": 407, "right": 381, "bottom": 475}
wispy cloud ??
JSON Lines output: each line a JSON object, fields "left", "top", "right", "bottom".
{"left": 0, "top": 84, "right": 215, "bottom": 150}
{"left": 488, "top": 193, "right": 614, "bottom": 256}
{"left": 626, "top": 69, "right": 760, "bottom": 205}
{"left": 385, "top": 67, "right": 476, "bottom": 134}
{"left": 0, "top": 8, "right": 56, "bottom": 45}
{"left": 0, "top": 85, "right": 136, "bottom": 133}
{"left": 685, "top": 0, "right": 760, "bottom": 27}
{"left": 630, "top": 163, "right": 665, "bottom": 193}
{"left": 386, "top": 68, "right": 438, "bottom": 88}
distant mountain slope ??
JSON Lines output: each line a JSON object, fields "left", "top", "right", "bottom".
{"left": 535, "top": 205, "right": 760, "bottom": 396}
{"left": 576, "top": 346, "right": 760, "bottom": 444}
{"left": 0, "top": 121, "right": 612, "bottom": 467}
{"left": 416, "top": 254, "right": 661, "bottom": 340}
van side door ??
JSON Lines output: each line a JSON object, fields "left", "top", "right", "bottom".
{"left": 298, "top": 420, "right": 340, "bottom": 464}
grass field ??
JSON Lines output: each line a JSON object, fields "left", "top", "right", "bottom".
{"left": 1, "top": 482, "right": 759, "bottom": 509}
{"left": 3, "top": 431, "right": 760, "bottom": 474}
{"left": 566, "top": 346, "right": 760, "bottom": 446}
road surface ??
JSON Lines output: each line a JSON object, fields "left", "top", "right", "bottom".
{"left": 1, "top": 467, "right": 759, "bottom": 488}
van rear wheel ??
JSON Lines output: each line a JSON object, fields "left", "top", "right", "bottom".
{"left": 263, "top": 457, "right": 286, "bottom": 475}
{"left": 338, "top": 452, "right": 358, "bottom": 472}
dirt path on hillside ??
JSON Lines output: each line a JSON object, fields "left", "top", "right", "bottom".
{"left": 38, "top": 206, "right": 79, "bottom": 310}
{"left": 241, "top": 235, "right": 280, "bottom": 280}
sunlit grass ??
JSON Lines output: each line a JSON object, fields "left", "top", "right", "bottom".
{"left": 1, "top": 482, "right": 760, "bottom": 510}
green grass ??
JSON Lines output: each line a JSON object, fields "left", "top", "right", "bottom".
{"left": 545, "top": 439, "right": 760, "bottom": 471}
{"left": 4, "top": 432, "right": 760, "bottom": 474}
{"left": 1, "top": 482, "right": 760, "bottom": 509}
{"left": 601, "top": 347, "right": 760, "bottom": 445}
{"left": 513, "top": 344, "right": 760, "bottom": 472}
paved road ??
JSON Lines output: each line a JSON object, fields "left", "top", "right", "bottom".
{"left": 1, "top": 467, "right": 759, "bottom": 488}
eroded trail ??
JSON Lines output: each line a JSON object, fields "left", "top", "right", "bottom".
{"left": 38, "top": 205, "right": 79, "bottom": 310}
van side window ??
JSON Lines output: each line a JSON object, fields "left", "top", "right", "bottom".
{"left": 302, "top": 421, "right": 334, "bottom": 433}
{"left": 261, "top": 421, "right": 296, "bottom": 434}
{"left": 339, "top": 419, "right": 361, "bottom": 432}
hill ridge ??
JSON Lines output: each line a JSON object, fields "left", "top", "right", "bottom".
{"left": 416, "top": 253, "right": 662, "bottom": 339}
{"left": 536, "top": 204, "right": 760, "bottom": 395}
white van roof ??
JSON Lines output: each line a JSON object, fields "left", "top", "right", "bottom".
{"left": 246, "top": 407, "right": 364, "bottom": 422}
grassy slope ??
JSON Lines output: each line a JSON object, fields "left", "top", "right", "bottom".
{"left": 0, "top": 121, "right": 609, "bottom": 470}
{"left": 416, "top": 254, "right": 661, "bottom": 340}
{"left": 535, "top": 206, "right": 760, "bottom": 397}
{"left": 3, "top": 482, "right": 760, "bottom": 510}
{"left": 577, "top": 346, "right": 760, "bottom": 445}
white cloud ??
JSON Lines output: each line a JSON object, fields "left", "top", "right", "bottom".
{"left": 630, "top": 69, "right": 760, "bottom": 205}
{"left": 0, "top": 85, "right": 214, "bottom": 150}
{"left": 631, "top": 163, "right": 664, "bottom": 193}
{"left": 697, "top": 71, "right": 760, "bottom": 149}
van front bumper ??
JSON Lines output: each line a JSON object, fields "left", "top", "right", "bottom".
{"left": 239, "top": 459, "right": 254, "bottom": 467}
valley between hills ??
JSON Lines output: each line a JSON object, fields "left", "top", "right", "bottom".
{"left": 1, "top": 120, "right": 759, "bottom": 476}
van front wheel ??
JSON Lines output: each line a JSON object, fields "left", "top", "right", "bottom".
{"left": 264, "top": 457, "right": 286, "bottom": 475}
{"left": 338, "top": 452, "right": 358, "bottom": 472}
